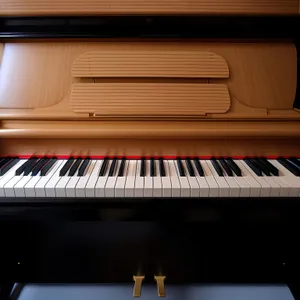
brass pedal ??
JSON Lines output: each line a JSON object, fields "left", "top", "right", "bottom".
{"left": 133, "top": 275, "right": 145, "bottom": 297}
{"left": 154, "top": 275, "right": 166, "bottom": 297}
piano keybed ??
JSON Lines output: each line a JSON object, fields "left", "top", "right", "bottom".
{"left": 0, "top": 156, "right": 299, "bottom": 199}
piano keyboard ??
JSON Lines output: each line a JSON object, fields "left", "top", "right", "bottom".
{"left": 0, "top": 156, "right": 300, "bottom": 199}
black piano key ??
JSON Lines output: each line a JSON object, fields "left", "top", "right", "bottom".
{"left": 225, "top": 158, "right": 242, "bottom": 177}
{"left": 193, "top": 158, "right": 204, "bottom": 176}
{"left": 78, "top": 157, "right": 91, "bottom": 177}
{"left": 176, "top": 158, "right": 185, "bottom": 176}
{"left": 0, "top": 157, "right": 12, "bottom": 169}
{"left": 68, "top": 158, "right": 83, "bottom": 176}
{"left": 118, "top": 158, "right": 126, "bottom": 177}
{"left": 251, "top": 158, "right": 271, "bottom": 176}
{"left": 159, "top": 158, "right": 166, "bottom": 177}
{"left": 23, "top": 158, "right": 40, "bottom": 176}
{"left": 150, "top": 158, "right": 155, "bottom": 177}
{"left": 258, "top": 158, "right": 279, "bottom": 176}
{"left": 243, "top": 158, "right": 262, "bottom": 176}
{"left": 60, "top": 157, "right": 75, "bottom": 176}
{"left": 277, "top": 157, "right": 300, "bottom": 177}
{"left": 140, "top": 157, "right": 145, "bottom": 177}
{"left": 15, "top": 157, "right": 35, "bottom": 176}
{"left": 185, "top": 158, "right": 195, "bottom": 177}
{"left": 219, "top": 158, "right": 233, "bottom": 176}
{"left": 99, "top": 157, "right": 109, "bottom": 176}
{"left": 108, "top": 158, "right": 117, "bottom": 176}
{"left": 0, "top": 157, "right": 20, "bottom": 176}
{"left": 31, "top": 157, "right": 50, "bottom": 176}
{"left": 287, "top": 157, "right": 300, "bottom": 169}
{"left": 211, "top": 158, "right": 223, "bottom": 176}
{"left": 40, "top": 157, "right": 58, "bottom": 176}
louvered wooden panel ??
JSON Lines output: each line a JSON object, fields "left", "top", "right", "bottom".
{"left": 70, "top": 83, "right": 230, "bottom": 116}
{"left": 72, "top": 51, "right": 229, "bottom": 78}
{"left": 0, "top": 0, "right": 298, "bottom": 15}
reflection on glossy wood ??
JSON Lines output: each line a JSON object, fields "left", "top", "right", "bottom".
{"left": 1, "top": 138, "right": 300, "bottom": 157}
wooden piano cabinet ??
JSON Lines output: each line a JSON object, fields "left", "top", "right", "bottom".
{"left": 0, "top": 41, "right": 299, "bottom": 156}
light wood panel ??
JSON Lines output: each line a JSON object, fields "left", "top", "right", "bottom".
{"left": 70, "top": 83, "right": 230, "bottom": 116}
{"left": 0, "top": 43, "right": 73, "bottom": 108}
{"left": 0, "top": 42, "right": 296, "bottom": 113}
{"left": 0, "top": 0, "right": 298, "bottom": 15}
{"left": 1, "top": 120, "right": 300, "bottom": 138}
{"left": 72, "top": 51, "right": 229, "bottom": 78}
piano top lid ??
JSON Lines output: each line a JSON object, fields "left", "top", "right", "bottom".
{"left": 0, "top": 0, "right": 299, "bottom": 16}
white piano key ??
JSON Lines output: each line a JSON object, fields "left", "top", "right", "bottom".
{"left": 115, "top": 160, "right": 129, "bottom": 198}
{"left": 75, "top": 160, "right": 96, "bottom": 198}
{"left": 153, "top": 160, "right": 162, "bottom": 197}
{"left": 232, "top": 173, "right": 251, "bottom": 197}
{"left": 95, "top": 159, "right": 112, "bottom": 197}
{"left": 192, "top": 160, "right": 209, "bottom": 197}
{"left": 0, "top": 160, "right": 25, "bottom": 197}
{"left": 233, "top": 160, "right": 261, "bottom": 197}
{"left": 185, "top": 162, "right": 200, "bottom": 198}
{"left": 44, "top": 160, "right": 67, "bottom": 197}
{"left": 206, "top": 160, "right": 230, "bottom": 197}
{"left": 174, "top": 161, "right": 190, "bottom": 197}
{"left": 4, "top": 163, "right": 27, "bottom": 197}
{"left": 168, "top": 161, "right": 181, "bottom": 197}
{"left": 105, "top": 160, "right": 120, "bottom": 197}
{"left": 269, "top": 159, "right": 300, "bottom": 197}
{"left": 268, "top": 173, "right": 291, "bottom": 197}
{"left": 125, "top": 160, "right": 137, "bottom": 197}
{"left": 66, "top": 165, "right": 85, "bottom": 198}
{"left": 241, "top": 161, "right": 271, "bottom": 197}
{"left": 223, "top": 175, "right": 240, "bottom": 197}
{"left": 134, "top": 160, "right": 144, "bottom": 198}
{"left": 144, "top": 160, "right": 153, "bottom": 197}
{"left": 259, "top": 175, "right": 281, "bottom": 197}
{"left": 161, "top": 160, "right": 172, "bottom": 197}
{"left": 24, "top": 175, "right": 42, "bottom": 198}
{"left": 35, "top": 160, "right": 64, "bottom": 197}
{"left": 219, "top": 162, "right": 240, "bottom": 197}
{"left": 200, "top": 161, "right": 218, "bottom": 197}
{"left": 24, "top": 160, "right": 60, "bottom": 198}
{"left": 85, "top": 160, "right": 103, "bottom": 198}
{"left": 55, "top": 176, "right": 71, "bottom": 198}
{"left": 14, "top": 174, "right": 37, "bottom": 198}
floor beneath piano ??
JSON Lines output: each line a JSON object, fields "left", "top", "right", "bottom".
{"left": 15, "top": 284, "right": 294, "bottom": 300}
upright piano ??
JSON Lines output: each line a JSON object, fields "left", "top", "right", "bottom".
{"left": 0, "top": 1, "right": 300, "bottom": 299}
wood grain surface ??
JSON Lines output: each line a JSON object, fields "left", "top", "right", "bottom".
{"left": 71, "top": 83, "right": 230, "bottom": 116}
{"left": 0, "top": 42, "right": 296, "bottom": 113}
{"left": 72, "top": 51, "right": 229, "bottom": 78}
{"left": 0, "top": 0, "right": 298, "bottom": 15}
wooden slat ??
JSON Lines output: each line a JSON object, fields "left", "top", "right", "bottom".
{"left": 72, "top": 51, "right": 229, "bottom": 78}
{"left": 0, "top": 0, "right": 298, "bottom": 15}
{"left": 70, "top": 83, "right": 230, "bottom": 116}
